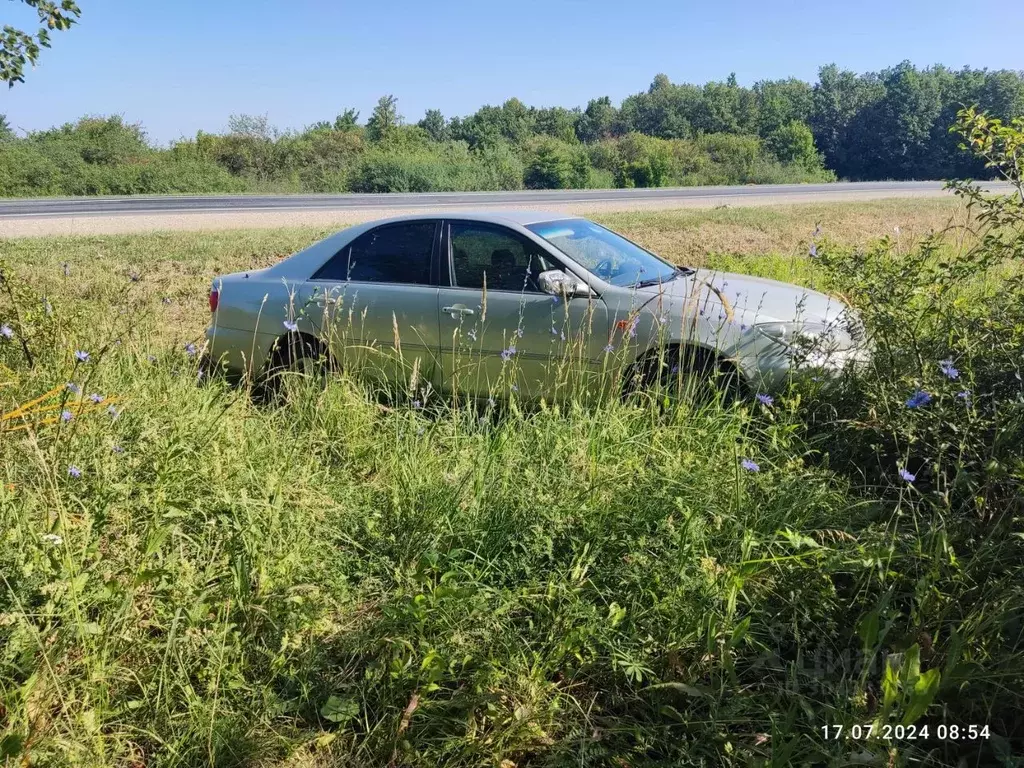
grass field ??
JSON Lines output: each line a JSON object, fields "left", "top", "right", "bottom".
{"left": 2, "top": 197, "right": 1022, "bottom": 767}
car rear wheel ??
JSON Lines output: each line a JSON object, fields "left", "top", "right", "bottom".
{"left": 257, "top": 334, "right": 331, "bottom": 402}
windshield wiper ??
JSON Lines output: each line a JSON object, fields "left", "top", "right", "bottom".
{"left": 635, "top": 267, "right": 691, "bottom": 288}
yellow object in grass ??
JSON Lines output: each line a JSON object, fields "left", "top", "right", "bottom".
{"left": 1, "top": 384, "right": 121, "bottom": 433}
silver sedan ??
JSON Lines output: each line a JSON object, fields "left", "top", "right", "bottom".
{"left": 204, "top": 211, "right": 864, "bottom": 399}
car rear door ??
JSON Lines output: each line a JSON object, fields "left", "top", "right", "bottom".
{"left": 436, "top": 219, "right": 610, "bottom": 401}
{"left": 303, "top": 220, "right": 443, "bottom": 396}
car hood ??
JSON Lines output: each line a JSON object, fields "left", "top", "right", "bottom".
{"left": 636, "top": 268, "right": 853, "bottom": 325}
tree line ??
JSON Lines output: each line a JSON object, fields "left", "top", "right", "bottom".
{"left": 1, "top": 61, "right": 1021, "bottom": 197}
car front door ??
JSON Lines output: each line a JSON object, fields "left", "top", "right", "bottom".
{"left": 303, "top": 220, "right": 442, "bottom": 395}
{"left": 436, "top": 220, "right": 610, "bottom": 401}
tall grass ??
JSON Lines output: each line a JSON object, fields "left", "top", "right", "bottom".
{"left": 2, "top": 169, "right": 1023, "bottom": 764}
{"left": 0, "top": 328, "right": 896, "bottom": 767}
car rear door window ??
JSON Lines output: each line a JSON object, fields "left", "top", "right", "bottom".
{"left": 315, "top": 222, "right": 436, "bottom": 284}
{"left": 449, "top": 222, "right": 554, "bottom": 293}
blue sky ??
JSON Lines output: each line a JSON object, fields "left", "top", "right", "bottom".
{"left": 3, "top": 0, "right": 1022, "bottom": 144}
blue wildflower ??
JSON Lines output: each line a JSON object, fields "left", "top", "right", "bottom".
{"left": 604, "top": 343, "right": 615, "bottom": 354}
{"left": 500, "top": 345, "right": 516, "bottom": 362}
{"left": 809, "top": 243, "right": 818, "bottom": 258}
{"left": 74, "top": 350, "right": 90, "bottom": 363}
{"left": 898, "top": 467, "right": 916, "bottom": 483}
{"left": 67, "top": 465, "right": 82, "bottom": 479}
{"left": 741, "top": 458, "right": 760, "bottom": 473}
{"left": 60, "top": 410, "right": 73, "bottom": 422}
{"left": 939, "top": 359, "right": 959, "bottom": 380}
{"left": 0, "top": 324, "right": 12, "bottom": 339}
{"left": 756, "top": 393, "right": 774, "bottom": 407}
{"left": 957, "top": 390, "right": 972, "bottom": 401}
{"left": 411, "top": 399, "right": 422, "bottom": 409}
{"left": 66, "top": 382, "right": 81, "bottom": 395}
{"left": 184, "top": 343, "right": 197, "bottom": 357}
{"left": 112, "top": 445, "right": 124, "bottom": 454}
{"left": 906, "top": 390, "right": 932, "bottom": 408}
{"left": 88, "top": 393, "right": 104, "bottom": 403}
{"left": 283, "top": 320, "right": 298, "bottom": 332}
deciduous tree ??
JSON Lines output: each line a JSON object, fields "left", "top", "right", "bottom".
{"left": 1, "top": 0, "right": 81, "bottom": 86}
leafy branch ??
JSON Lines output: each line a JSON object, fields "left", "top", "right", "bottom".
{"left": 1, "top": 0, "right": 81, "bottom": 87}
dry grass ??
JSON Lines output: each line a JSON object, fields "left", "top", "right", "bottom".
{"left": 599, "top": 198, "right": 967, "bottom": 265}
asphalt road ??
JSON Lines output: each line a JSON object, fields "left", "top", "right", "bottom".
{"left": 0, "top": 181, "right": 988, "bottom": 218}
{"left": 1, "top": 181, "right": 1008, "bottom": 238}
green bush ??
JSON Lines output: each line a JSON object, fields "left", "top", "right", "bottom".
{"left": 523, "top": 136, "right": 590, "bottom": 189}
{"left": 472, "top": 141, "right": 525, "bottom": 191}
{"left": 348, "top": 142, "right": 524, "bottom": 193}
{"left": 0, "top": 118, "right": 248, "bottom": 196}
{"left": 764, "top": 119, "right": 823, "bottom": 169}
{"left": 613, "top": 132, "right": 674, "bottom": 187}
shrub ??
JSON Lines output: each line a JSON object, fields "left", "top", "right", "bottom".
{"left": 614, "top": 132, "right": 674, "bottom": 187}
{"left": 764, "top": 119, "right": 824, "bottom": 169}
{"left": 472, "top": 141, "right": 525, "bottom": 190}
{"left": 348, "top": 142, "right": 523, "bottom": 193}
{"left": 747, "top": 109, "right": 1024, "bottom": 756}
{"left": 523, "top": 136, "right": 590, "bottom": 189}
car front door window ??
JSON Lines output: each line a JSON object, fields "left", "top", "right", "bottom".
{"left": 449, "top": 223, "right": 554, "bottom": 294}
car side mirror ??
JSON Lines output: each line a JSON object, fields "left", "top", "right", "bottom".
{"left": 538, "top": 269, "right": 593, "bottom": 299}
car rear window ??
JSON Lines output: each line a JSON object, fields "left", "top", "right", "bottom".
{"left": 314, "top": 222, "right": 436, "bottom": 284}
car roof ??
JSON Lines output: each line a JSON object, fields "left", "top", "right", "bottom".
{"left": 369, "top": 209, "right": 577, "bottom": 227}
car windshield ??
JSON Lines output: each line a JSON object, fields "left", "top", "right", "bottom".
{"left": 526, "top": 218, "right": 685, "bottom": 288}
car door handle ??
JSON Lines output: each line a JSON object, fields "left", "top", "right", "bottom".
{"left": 443, "top": 305, "right": 475, "bottom": 318}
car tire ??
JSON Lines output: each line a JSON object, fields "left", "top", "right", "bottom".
{"left": 257, "top": 333, "right": 331, "bottom": 402}
{"left": 626, "top": 345, "right": 741, "bottom": 404}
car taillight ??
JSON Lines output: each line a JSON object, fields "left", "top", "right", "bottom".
{"left": 209, "top": 289, "right": 219, "bottom": 313}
